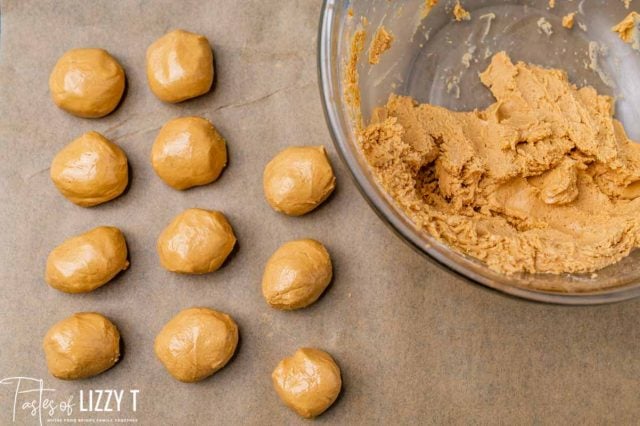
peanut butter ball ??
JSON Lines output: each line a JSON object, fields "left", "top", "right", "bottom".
{"left": 154, "top": 308, "right": 238, "bottom": 382}
{"left": 146, "top": 29, "right": 214, "bottom": 103}
{"left": 151, "top": 117, "right": 227, "bottom": 190}
{"left": 50, "top": 131, "right": 128, "bottom": 207}
{"left": 43, "top": 312, "right": 121, "bottom": 380}
{"left": 46, "top": 226, "right": 129, "bottom": 294}
{"left": 262, "top": 240, "right": 332, "bottom": 310}
{"left": 263, "top": 146, "right": 336, "bottom": 216}
{"left": 157, "top": 209, "right": 236, "bottom": 274}
{"left": 272, "top": 348, "right": 342, "bottom": 419}
{"left": 49, "top": 48, "right": 125, "bottom": 118}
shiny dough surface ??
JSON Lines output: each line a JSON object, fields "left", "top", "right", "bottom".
{"left": 263, "top": 146, "right": 336, "bottom": 216}
{"left": 262, "top": 239, "right": 332, "bottom": 310}
{"left": 157, "top": 208, "right": 236, "bottom": 274}
{"left": 151, "top": 116, "right": 227, "bottom": 190}
{"left": 146, "top": 29, "right": 214, "bottom": 103}
{"left": 49, "top": 48, "right": 125, "bottom": 118}
{"left": 50, "top": 131, "right": 128, "bottom": 207}
{"left": 272, "top": 348, "right": 342, "bottom": 419}
{"left": 45, "top": 226, "right": 129, "bottom": 294}
{"left": 43, "top": 312, "right": 121, "bottom": 380}
{"left": 154, "top": 307, "right": 238, "bottom": 382}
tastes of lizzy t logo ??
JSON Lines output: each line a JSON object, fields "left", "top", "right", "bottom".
{"left": 0, "top": 377, "right": 139, "bottom": 425}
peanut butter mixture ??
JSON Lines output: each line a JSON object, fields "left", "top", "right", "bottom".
{"left": 360, "top": 52, "right": 640, "bottom": 278}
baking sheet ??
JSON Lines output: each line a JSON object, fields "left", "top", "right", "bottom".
{"left": 0, "top": 0, "right": 639, "bottom": 424}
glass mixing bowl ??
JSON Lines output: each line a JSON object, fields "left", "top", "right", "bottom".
{"left": 318, "top": 0, "right": 640, "bottom": 304}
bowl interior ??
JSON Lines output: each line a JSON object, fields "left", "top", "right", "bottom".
{"left": 319, "top": 0, "right": 640, "bottom": 303}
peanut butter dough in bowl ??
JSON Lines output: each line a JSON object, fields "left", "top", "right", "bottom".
{"left": 319, "top": 0, "right": 640, "bottom": 303}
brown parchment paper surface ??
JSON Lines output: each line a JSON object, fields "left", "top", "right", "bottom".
{"left": 0, "top": 1, "right": 639, "bottom": 424}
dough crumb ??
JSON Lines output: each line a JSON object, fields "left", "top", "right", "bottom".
{"left": 548, "top": 0, "right": 555, "bottom": 8}
{"left": 360, "top": 52, "right": 640, "bottom": 284}
{"left": 368, "top": 26, "right": 394, "bottom": 64}
{"left": 623, "top": 0, "right": 632, "bottom": 9}
{"left": 562, "top": 13, "right": 576, "bottom": 29}
{"left": 453, "top": 1, "right": 471, "bottom": 22}
{"left": 421, "top": 0, "right": 439, "bottom": 19}
{"left": 612, "top": 11, "right": 640, "bottom": 51}
{"left": 537, "top": 17, "right": 553, "bottom": 36}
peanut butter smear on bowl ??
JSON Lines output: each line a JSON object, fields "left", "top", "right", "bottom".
{"left": 368, "top": 26, "right": 394, "bottom": 65}
{"left": 358, "top": 52, "right": 640, "bottom": 283}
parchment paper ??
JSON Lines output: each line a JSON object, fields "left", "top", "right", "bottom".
{"left": 0, "top": 1, "right": 639, "bottom": 424}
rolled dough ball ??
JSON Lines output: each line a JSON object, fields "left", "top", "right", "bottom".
{"left": 157, "top": 208, "right": 236, "bottom": 274}
{"left": 49, "top": 48, "right": 125, "bottom": 118}
{"left": 151, "top": 116, "right": 227, "bottom": 190}
{"left": 50, "top": 131, "right": 129, "bottom": 207}
{"left": 272, "top": 348, "right": 342, "bottom": 418}
{"left": 262, "top": 239, "right": 332, "bottom": 310}
{"left": 154, "top": 307, "right": 238, "bottom": 382}
{"left": 263, "top": 146, "right": 336, "bottom": 216}
{"left": 146, "top": 29, "right": 214, "bottom": 103}
{"left": 43, "top": 312, "right": 121, "bottom": 380}
{"left": 46, "top": 226, "right": 129, "bottom": 294}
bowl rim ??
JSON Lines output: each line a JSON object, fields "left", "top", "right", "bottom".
{"left": 316, "top": 0, "right": 640, "bottom": 305}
